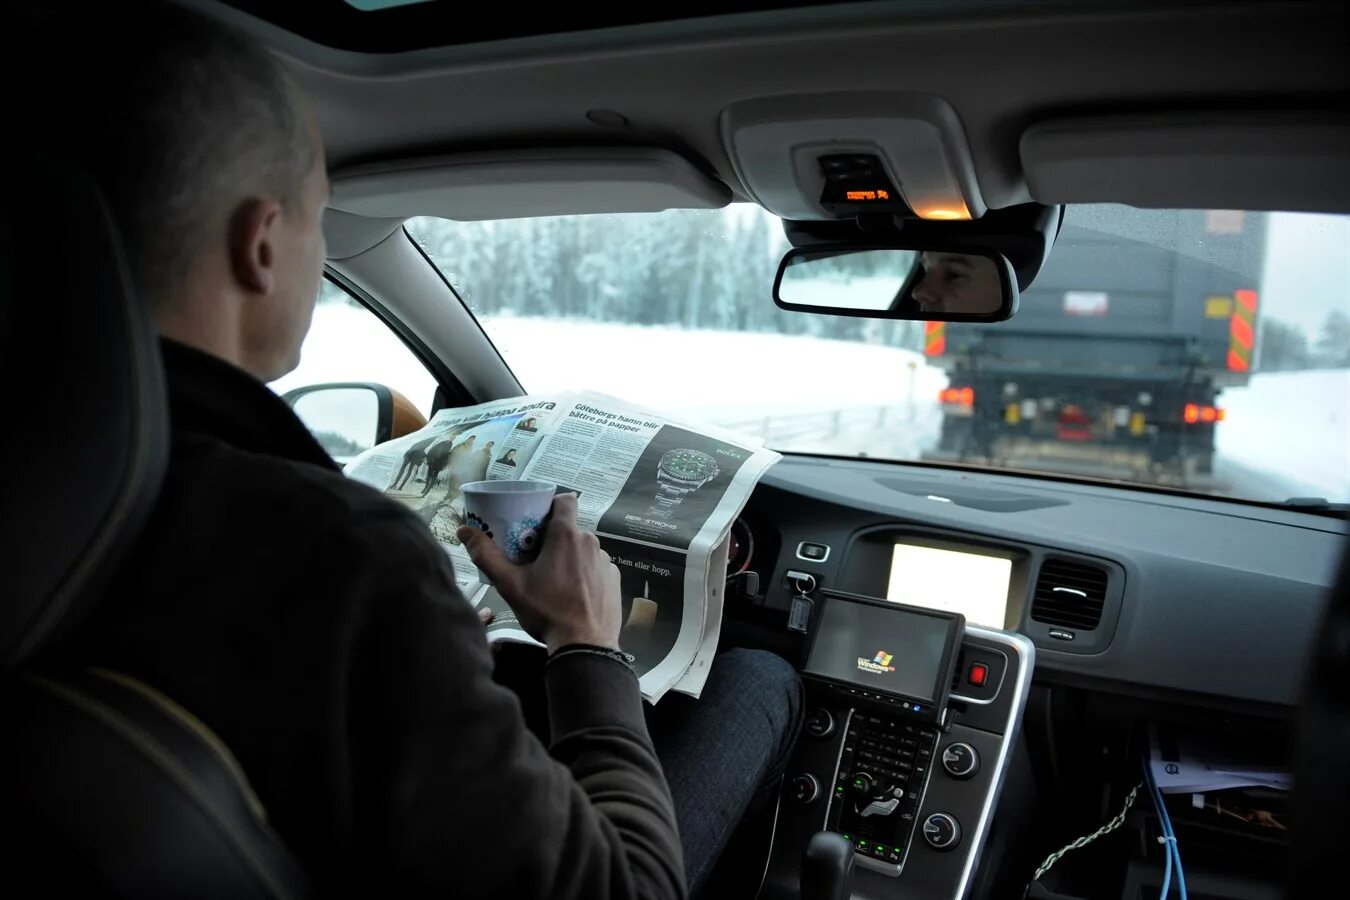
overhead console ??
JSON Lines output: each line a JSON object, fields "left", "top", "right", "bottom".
{"left": 720, "top": 91, "right": 988, "bottom": 222}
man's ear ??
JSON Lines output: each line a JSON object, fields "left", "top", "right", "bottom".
{"left": 227, "top": 197, "right": 282, "bottom": 296}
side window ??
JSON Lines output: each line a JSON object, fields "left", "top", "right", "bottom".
{"left": 270, "top": 279, "right": 439, "bottom": 458}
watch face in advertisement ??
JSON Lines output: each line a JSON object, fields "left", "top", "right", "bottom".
{"left": 660, "top": 449, "right": 719, "bottom": 481}
{"left": 805, "top": 597, "right": 958, "bottom": 705}
{"left": 599, "top": 425, "right": 751, "bottom": 551}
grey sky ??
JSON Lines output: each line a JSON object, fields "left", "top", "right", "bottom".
{"left": 1260, "top": 213, "right": 1350, "bottom": 338}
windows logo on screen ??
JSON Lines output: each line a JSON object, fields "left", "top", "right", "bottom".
{"left": 857, "top": 649, "right": 897, "bottom": 674}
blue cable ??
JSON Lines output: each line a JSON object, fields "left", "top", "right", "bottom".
{"left": 1155, "top": 776, "right": 1188, "bottom": 900}
{"left": 1143, "top": 758, "right": 1188, "bottom": 900}
{"left": 1143, "top": 760, "right": 1173, "bottom": 898}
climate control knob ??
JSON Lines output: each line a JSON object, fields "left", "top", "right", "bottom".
{"left": 789, "top": 773, "right": 820, "bottom": 805}
{"left": 941, "top": 742, "right": 980, "bottom": 779}
{"left": 805, "top": 708, "right": 835, "bottom": 740}
{"left": 922, "top": 812, "right": 961, "bottom": 850}
{"left": 848, "top": 771, "right": 875, "bottom": 796}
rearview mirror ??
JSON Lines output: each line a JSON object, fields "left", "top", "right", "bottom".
{"left": 773, "top": 246, "right": 1018, "bottom": 322}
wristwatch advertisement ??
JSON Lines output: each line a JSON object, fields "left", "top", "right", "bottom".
{"left": 647, "top": 448, "right": 720, "bottom": 518}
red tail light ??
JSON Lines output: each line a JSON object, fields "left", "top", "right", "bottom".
{"left": 939, "top": 387, "right": 974, "bottom": 406}
{"left": 1184, "top": 404, "right": 1223, "bottom": 424}
{"left": 1056, "top": 404, "right": 1094, "bottom": 441}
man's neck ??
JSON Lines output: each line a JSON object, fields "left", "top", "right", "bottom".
{"left": 154, "top": 298, "right": 256, "bottom": 381}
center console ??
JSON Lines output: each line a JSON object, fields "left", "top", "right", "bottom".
{"left": 761, "top": 589, "right": 1035, "bottom": 900}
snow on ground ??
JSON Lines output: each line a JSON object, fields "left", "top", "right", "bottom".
{"left": 481, "top": 315, "right": 946, "bottom": 423}
{"left": 271, "top": 303, "right": 440, "bottom": 412}
{"left": 1216, "top": 369, "right": 1350, "bottom": 501}
{"left": 274, "top": 303, "right": 1349, "bottom": 502}
{"left": 271, "top": 303, "right": 949, "bottom": 458}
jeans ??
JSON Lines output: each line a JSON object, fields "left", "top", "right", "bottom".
{"left": 495, "top": 646, "right": 803, "bottom": 897}
{"left": 645, "top": 648, "right": 803, "bottom": 895}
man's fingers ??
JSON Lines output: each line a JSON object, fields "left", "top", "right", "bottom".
{"left": 477, "top": 606, "right": 495, "bottom": 626}
{"left": 457, "top": 527, "right": 518, "bottom": 592}
{"left": 549, "top": 491, "right": 579, "bottom": 528}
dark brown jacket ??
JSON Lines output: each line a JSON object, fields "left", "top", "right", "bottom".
{"left": 76, "top": 339, "right": 685, "bottom": 898}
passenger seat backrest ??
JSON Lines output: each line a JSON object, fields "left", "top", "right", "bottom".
{"left": 7, "top": 668, "right": 311, "bottom": 899}
{"left": 0, "top": 155, "right": 167, "bottom": 667}
{"left": 1, "top": 154, "right": 310, "bottom": 898}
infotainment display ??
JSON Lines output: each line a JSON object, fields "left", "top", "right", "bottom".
{"left": 804, "top": 593, "right": 963, "bottom": 716}
{"left": 885, "top": 543, "right": 1012, "bottom": 628}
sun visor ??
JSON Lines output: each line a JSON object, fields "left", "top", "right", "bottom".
{"left": 329, "top": 147, "right": 731, "bottom": 221}
{"left": 1021, "top": 113, "right": 1350, "bottom": 213}
{"left": 720, "top": 92, "right": 986, "bottom": 222}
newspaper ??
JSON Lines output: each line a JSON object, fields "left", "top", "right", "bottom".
{"left": 1148, "top": 727, "right": 1291, "bottom": 794}
{"left": 344, "top": 391, "right": 780, "bottom": 703}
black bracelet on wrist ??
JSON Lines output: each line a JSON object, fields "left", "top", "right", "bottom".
{"left": 548, "top": 644, "right": 637, "bottom": 673}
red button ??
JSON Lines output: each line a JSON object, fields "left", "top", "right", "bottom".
{"left": 968, "top": 663, "right": 988, "bottom": 687}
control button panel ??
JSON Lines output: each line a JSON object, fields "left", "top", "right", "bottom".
{"left": 922, "top": 812, "right": 961, "bottom": 850}
{"left": 830, "top": 684, "right": 938, "bottom": 722}
{"left": 940, "top": 742, "right": 980, "bottom": 779}
{"left": 827, "top": 712, "right": 939, "bottom": 872}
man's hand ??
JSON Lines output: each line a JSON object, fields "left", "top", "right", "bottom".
{"left": 457, "top": 493, "right": 621, "bottom": 653}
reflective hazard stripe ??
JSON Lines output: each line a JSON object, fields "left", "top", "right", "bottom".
{"left": 924, "top": 321, "right": 946, "bottom": 356}
{"left": 1227, "top": 289, "right": 1257, "bottom": 372}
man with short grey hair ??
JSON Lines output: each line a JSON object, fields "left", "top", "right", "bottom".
{"left": 49, "top": 4, "right": 800, "bottom": 898}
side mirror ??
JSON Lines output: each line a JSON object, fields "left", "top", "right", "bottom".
{"left": 281, "top": 382, "right": 428, "bottom": 463}
{"left": 774, "top": 245, "right": 1019, "bottom": 322}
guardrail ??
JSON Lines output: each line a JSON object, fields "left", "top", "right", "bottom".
{"left": 713, "top": 402, "right": 923, "bottom": 444}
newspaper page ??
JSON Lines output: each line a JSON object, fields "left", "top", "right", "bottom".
{"left": 345, "top": 396, "right": 564, "bottom": 585}
{"left": 345, "top": 391, "right": 779, "bottom": 703}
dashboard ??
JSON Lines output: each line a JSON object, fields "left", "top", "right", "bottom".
{"left": 730, "top": 455, "right": 1345, "bottom": 899}
{"left": 740, "top": 455, "right": 1346, "bottom": 709}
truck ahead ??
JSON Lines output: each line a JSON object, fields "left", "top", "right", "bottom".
{"left": 926, "top": 205, "right": 1266, "bottom": 487}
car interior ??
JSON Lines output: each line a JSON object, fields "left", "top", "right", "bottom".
{"left": 4, "top": 1, "right": 1349, "bottom": 898}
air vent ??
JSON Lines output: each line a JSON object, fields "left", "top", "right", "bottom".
{"left": 1030, "top": 558, "right": 1108, "bottom": 631}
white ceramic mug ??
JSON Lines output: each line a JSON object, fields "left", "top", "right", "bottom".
{"left": 460, "top": 480, "right": 558, "bottom": 571}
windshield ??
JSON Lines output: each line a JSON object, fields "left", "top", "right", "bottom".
{"left": 405, "top": 206, "right": 1350, "bottom": 505}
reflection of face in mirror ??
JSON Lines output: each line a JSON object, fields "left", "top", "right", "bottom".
{"left": 910, "top": 252, "right": 1002, "bottom": 315}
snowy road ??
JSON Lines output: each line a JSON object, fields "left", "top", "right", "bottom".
{"left": 1214, "top": 368, "right": 1350, "bottom": 502}
{"left": 278, "top": 304, "right": 1349, "bottom": 504}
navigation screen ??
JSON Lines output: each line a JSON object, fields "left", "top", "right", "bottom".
{"left": 886, "top": 544, "right": 1012, "bottom": 629}
{"left": 805, "top": 596, "right": 960, "bottom": 707}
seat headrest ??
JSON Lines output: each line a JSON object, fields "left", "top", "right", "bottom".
{"left": 0, "top": 155, "right": 168, "bottom": 667}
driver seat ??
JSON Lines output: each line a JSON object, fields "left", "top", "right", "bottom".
{"left": 0, "top": 154, "right": 311, "bottom": 898}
